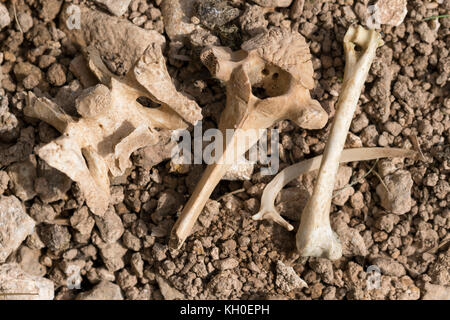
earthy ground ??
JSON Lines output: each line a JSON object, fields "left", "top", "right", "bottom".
{"left": 0, "top": 0, "right": 449, "bottom": 300}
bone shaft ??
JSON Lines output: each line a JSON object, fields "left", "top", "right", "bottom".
{"left": 302, "top": 38, "right": 379, "bottom": 222}
{"left": 170, "top": 162, "right": 231, "bottom": 248}
{"left": 170, "top": 127, "right": 262, "bottom": 248}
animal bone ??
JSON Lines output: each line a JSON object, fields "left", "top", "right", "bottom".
{"left": 25, "top": 45, "right": 202, "bottom": 216}
{"left": 161, "top": 0, "right": 199, "bottom": 42}
{"left": 253, "top": 147, "right": 419, "bottom": 231}
{"left": 295, "top": 25, "right": 383, "bottom": 260}
{"left": 170, "top": 27, "right": 328, "bottom": 249}
{"left": 60, "top": 4, "right": 165, "bottom": 75}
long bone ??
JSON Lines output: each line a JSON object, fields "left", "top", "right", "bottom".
{"left": 295, "top": 25, "right": 383, "bottom": 260}
{"left": 170, "top": 27, "right": 329, "bottom": 249}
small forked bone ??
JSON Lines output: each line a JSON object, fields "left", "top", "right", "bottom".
{"left": 170, "top": 27, "right": 328, "bottom": 249}
{"left": 253, "top": 147, "right": 419, "bottom": 231}
{"left": 295, "top": 25, "right": 383, "bottom": 260}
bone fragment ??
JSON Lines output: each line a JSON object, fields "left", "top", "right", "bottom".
{"left": 170, "top": 27, "right": 328, "bottom": 249}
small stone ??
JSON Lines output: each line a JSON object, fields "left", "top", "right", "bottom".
{"left": 99, "top": 242, "right": 127, "bottom": 272}
{"left": 70, "top": 206, "right": 95, "bottom": 236}
{"left": 239, "top": 4, "right": 269, "bottom": 37}
{"left": 252, "top": 0, "right": 292, "bottom": 7}
{"left": 154, "top": 190, "right": 183, "bottom": 218}
{"left": 13, "top": 246, "right": 46, "bottom": 277}
{"left": 0, "top": 195, "right": 35, "bottom": 263}
{"left": 427, "top": 250, "right": 449, "bottom": 285}
{"left": 350, "top": 191, "right": 365, "bottom": 210}
{"left": 156, "top": 275, "right": 185, "bottom": 300}
{"left": 152, "top": 243, "right": 167, "bottom": 261}
{"left": 117, "top": 269, "right": 137, "bottom": 289}
{"left": 376, "top": 170, "right": 413, "bottom": 215}
{"left": 370, "top": 257, "right": 406, "bottom": 277}
{"left": 196, "top": 0, "right": 241, "bottom": 29}
{"left": 76, "top": 281, "right": 123, "bottom": 300}
{"left": 275, "top": 260, "right": 307, "bottom": 292}
{"left": 47, "top": 63, "right": 67, "bottom": 87}
{"left": 310, "top": 258, "right": 334, "bottom": 284}
{"left": 0, "top": 171, "right": 9, "bottom": 194}
{"left": 332, "top": 166, "right": 353, "bottom": 206}
{"left": 416, "top": 22, "right": 436, "bottom": 44}
{"left": 63, "top": 248, "right": 78, "bottom": 260}
{"left": 375, "top": 214, "right": 400, "bottom": 233}
{"left": 207, "top": 270, "right": 242, "bottom": 298}
{"left": 360, "top": 125, "right": 379, "bottom": 147}
{"left": 29, "top": 202, "right": 57, "bottom": 223}
{"left": 95, "top": 206, "right": 124, "bottom": 243}
{"left": 371, "top": 0, "right": 407, "bottom": 27}
{"left": 332, "top": 215, "right": 368, "bottom": 257}
{"left": 26, "top": 231, "right": 45, "bottom": 250}
{"left": 122, "top": 230, "right": 141, "bottom": 251}
{"left": 351, "top": 113, "right": 369, "bottom": 133}
{"left": 13, "top": 62, "right": 42, "bottom": 90}
{"left": 17, "top": 12, "right": 33, "bottom": 33}
{"left": 214, "top": 258, "right": 239, "bottom": 271}
{"left": 35, "top": 161, "right": 72, "bottom": 203}
{"left": 0, "top": 263, "right": 54, "bottom": 300}
{"left": 384, "top": 121, "right": 402, "bottom": 137}
{"left": 345, "top": 132, "right": 363, "bottom": 148}
{"left": 423, "top": 173, "right": 439, "bottom": 187}
{"left": 38, "top": 55, "right": 57, "bottom": 69}
{"left": 422, "top": 283, "right": 450, "bottom": 300}
{"left": 37, "top": 224, "right": 71, "bottom": 252}
{"left": 6, "top": 155, "right": 37, "bottom": 201}
{"left": 94, "top": 0, "right": 131, "bottom": 17}
{"left": 0, "top": 3, "right": 11, "bottom": 30}
{"left": 69, "top": 55, "right": 98, "bottom": 88}
{"left": 130, "top": 253, "right": 144, "bottom": 278}
{"left": 198, "top": 200, "right": 220, "bottom": 228}
{"left": 39, "top": 0, "right": 63, "bottom": 21}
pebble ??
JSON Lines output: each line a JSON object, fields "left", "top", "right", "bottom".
{"left": 76, "top": 281, "right": 123, "bottom": 300}
{"left": 275, "top": 260, "right": 307, "bottom": 292}
{"left": 6, "top": 155, "right": 37, "bottom": 201}
{"left": 0, "top": 195, "right": 35, "bottom": 263}
{"left": 0, "top": 3, "right": 10, "bottom": 30}
{"left": 94, "top": 206, "right": 124, "bottom": 244}
{"left": 214, "top": 258, "right": 239, "bottom": 271}
{"left": 376, "top": 170, "right": 413, "bottom": 215}
{"left": 47, "top": 63, "right": 66, "bottom": 87}
{"left": 94, "top": 0, "right": 132, "bottom": 17}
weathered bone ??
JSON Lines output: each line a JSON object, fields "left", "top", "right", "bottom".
{"left": 170, "top": 27, "right": 328, "bottom": 249}
{"left": 295, "top": 26, "right": 383, "bottom": 260}
{"left": 25, "top": 45, "right": 202, "bottom": 216}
